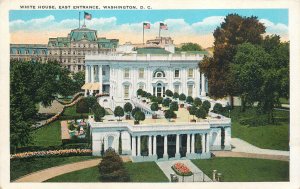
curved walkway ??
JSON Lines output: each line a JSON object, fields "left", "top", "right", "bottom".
{"left": 213, "top": 151, "right": 289, "bottom": 161}
{"left": 15, "top": 156, "right": 131, "bottom": 182}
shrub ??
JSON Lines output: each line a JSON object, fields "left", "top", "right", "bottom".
{"left": 166, "top": 89, "right": 173, "bottom": 98}
{"left": 189, "top": 105, "right": 197, "bottom": 120}
{"left": 131, "top": 107, "right": 141, "bottom": 117}
{"left": 123, "top": 102, "right": 133, "bottom": 115}
{"left": 213, "top": 103, "right": 223, "bottom": 114}
{"left": 141, "top": 90, "right": 147, "bottom": 98}
{"left": 68, "top": 123, "right": 76, "bottom": 130}
{"left": 137, "top": 89, "right": 143, "bottom": 96}
{"left": 195, "top": 107, "right": 207, "bottom": 119}
{"left": 173, "top": 92, "right": 179, "bottom": 99}
{"left": 134, "top": 111, "right": 145, "bottom": 124}
{"left": 146, "top": 92, "right": 152, "bottom": 99}
{"left": 85, "top": 96, "right": 98, "bottom": 109}
{"left": 157, "top": 96, "right": 163, "bottom": 104}
{"left": 114, "top": 106, "right": 124, "bottom": 121}
{"left": 150, "top": 102, "right": 159, "bottom": 112}
{"left": 76, "top": 98, "right": 89, "bottom": 113}
{"left": 170, "top": 101, "right": 179, "bottom": 111}
{"left": 165, "top": 109, "right": 175, "bottom": 121}
{"left": 150, "top": 96, "right": 157, "bottom": 103}
{"left": 194, "top": 97, "right": 202, "bottom": 107}
{"left": 98, "top": 149, "right": 130, "bottom": 182}
{"left": 179, "top": 93, "right": 186, "bottom": 102}
{"left": 202, "top": 100, "right": 211, "bottom": 113}
{"left": 162, "top": 98, "right": 171, "bottom": 107}
{"left": 10, "top": 149, "right": 92, "bottom": 159}
{"left": 186, "top": 96, "right": 194, "bottom": 104}
{"left": 93, "top": 105, "right": 106, "bottom": 122}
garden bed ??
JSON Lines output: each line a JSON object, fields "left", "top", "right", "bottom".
{"left": 171, "top": 162, "right": 193, "bottom": 176}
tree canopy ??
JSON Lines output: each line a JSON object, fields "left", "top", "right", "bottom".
{"left": 199, "top": 14, "right": 266, "bottom": 98}
{"left": 177, "top": 42, "right": 204, "bottom": 51}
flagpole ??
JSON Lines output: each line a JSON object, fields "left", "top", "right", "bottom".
{"left": 159, "top": 23, "right": 161, "bottom": 38}
{"left": 79, "top": 12, "right": 81, "bottom": 28}
{"left": 143, "top": 23, "right": 145, "bottom": 45}
{"left": 84, "top": 13, "right": 86, "bottom": 27}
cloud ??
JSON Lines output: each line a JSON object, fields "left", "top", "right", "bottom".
{"left": 259, "top": 18, "right": 288, "bottom": 36}
{"left": 10, "top": 15, "right": 289, "bottom": 47}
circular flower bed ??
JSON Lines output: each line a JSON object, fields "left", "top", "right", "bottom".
{"left": 172, "top": 162, "right": 193, "bottom": 176}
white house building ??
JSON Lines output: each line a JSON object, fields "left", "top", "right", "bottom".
{"left": 83, "top": 50, "right": 231, "bottom": 162}
{"left": 82, "top": 52, "right": 208, "bottom": 109}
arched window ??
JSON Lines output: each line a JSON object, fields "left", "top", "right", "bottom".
{"left": 153, "top": 69, "right": 165, "bottom": 78}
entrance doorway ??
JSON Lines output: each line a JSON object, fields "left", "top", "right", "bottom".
{"left": 180, "top": 134, "right": 187, "bottom": 157}
{"left": 156, "top": 135, "right": 164, "bottom": 159}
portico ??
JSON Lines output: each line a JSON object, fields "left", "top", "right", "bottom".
{"left": 90, "top": 118, "right": 231, "bottom": 162}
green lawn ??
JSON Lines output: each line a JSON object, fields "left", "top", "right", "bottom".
{"left": 11, "top": 156, "right": 98, "bottom": 181}
{"left": 192, "top": 157, "right": 289, "bottom": 182}
{"left": 62, "top": 105, "right": 90, "bottom": 117}
{"left": 46, "top": 162, "right": 168, "bottom": 182}
{"left": 30, "top": 120, "right": 62, "bottom": 147}
{"left": 230, "top": 108, "right": 289, "bottom": 151}
{"left": 279, "top": 98, "right": 289, "bottom": 105}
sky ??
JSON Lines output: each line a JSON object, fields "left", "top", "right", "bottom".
{"left": 9, "top": 9, "right": 288, "bottom": 48}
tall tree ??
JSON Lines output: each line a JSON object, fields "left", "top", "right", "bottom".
{"left": 10, "top": 60, "right": 76, "bottom": 148}
{"left": 199, "top": 14, "right": 266, "bottom": 98}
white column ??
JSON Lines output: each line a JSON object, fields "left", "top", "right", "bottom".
{"left": 137, "top": 136, "right": 141, "bottom": 156}
{"left": 131, "top": 136, "right": 136, "bottom": 156}
{"left": 163, "top": 135, "right": 168, "bottom": 156}
{"left": 91, "top": 65, "right": 95, "bottom": 83}
{"left": 148, "top": 135, "right": 152, "bottom": 156}
{"left": 224, "top": 127, "right": 231, "bottom": 149}
{"left": 85, "top": 65, "right": 89, "bottom": 83}
{"left": 206, "top": 133, "right": 210, "bottom": 153}
{"left": 191, "top": 134, "right": 195, "bottom": 153}
{"left": 201, "top": 134, "right": 205, "bottom": 153}
{"left": 153, "top": 135, "right": 157, "bottom": 156}
{"left": 98, "top": 65, "right": 103, "bottom": 93}
{"left": 176, "top": 134, "right": 180, "bottom": 155}
{"left": 186, "top": 134, "right": 190, "bottom": 154}
{"left": 201, "top": 73, "right": 206, "bottom": 96}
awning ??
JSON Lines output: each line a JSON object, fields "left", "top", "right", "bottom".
{"left": 90, "top": 82, "right": 100, "bottom": 90}
{"left": 81, "top": 83, "right": 93, "bottom": 90}
{"left": 81, "top": 83, "right": 101, "bottom": 90}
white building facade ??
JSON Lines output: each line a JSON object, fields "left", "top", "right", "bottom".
{"left": 83, "top": 53, "right": 208, "bottom": 109}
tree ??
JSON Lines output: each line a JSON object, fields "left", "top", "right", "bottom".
{"left": 114, "top": 106, "right": 124, "bottom": 121}
{"left": 169, "top": 101, "right": 179, "bottom": 111}
{"left": 123, "top": 102, "right": 133, "bottom": 119}
{"left": 162, "top": 98, "right": 171, "bottom": 107}
{"left": 164, "top": 109, "right": 175, "bottom": 121}
{"left": 213, "top": 103, "right": 223, "bottom": 114}
{"left": 178, "top": 42, "right": 203, "bottom": 51}
{"left": 72, "top": 71, "right": 85, "bottom": 93}
{"left": 98, "top": 148, "right": 130, "bottom": 182}
{"left": 232, "top": 38, "right": 289, "bottom": 122}
{"left": 194, "top": 97, "right": 202, "bottom": 107}
{"left": 189, "top": 105, "right": 197, "bottom": 120}
{"left": 76, "top": 98, "right": 90, "bottom": 113}
{"left": 202, "top": 100, "right": 211, "bottom": 113}
{"left": 146, "top": 92, "right": 152, "bottom": 99}
{"left": 93, "top": 103, "right": 106, "bottom": 122}
{"left": 134, "top": 111, "right": 145, "bottom": 124}
{"left": 179, "top": 93, "right": 186, "bottom": 102}
{"left": 85, "top": 96, "right": 98, "bottom": 112}
{"left": 173, "top": 92, "right": 179, "bottom": 99}
{"left": 195, "top": 107, "right": 207, "bottom": 119}
{"left": 186, "top": 96, "right": 194, "bottom": 104}
{"left": 141, "top": 90, "right": 147, "bottom": 98}
{"left": 150, "top": 96, "right": 157, "bottom": 103}
{"left": 131, "top": 107, "right": 141, "bottom": 117}
{"left": 166, "top": 89, "right": 173, "bottom": 98}
{"left": 10, "top": 60, "right": 76, "bottom": 148}
{"left": 199, "top": 14, "right": 266, "bottom": 98}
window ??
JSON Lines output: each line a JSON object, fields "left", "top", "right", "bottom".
{"left": 188, "top": 68, "right": 194, "bottom": 78}
{"left": 78, "top": 65, "right": 81, "bottom": 70}
{"left": 175, "top": 69, "right": 180, "bottom": 78}
{"left": 174, "top": 85, "right": 179, "bottom": 93}
{"left": 188, "top": 85, "right": 193, "bottom": 96}
{"left": 124, "top": 68, "right": 130, "bottom": 78}
{"left": 102, "top": 69, "right": 106, "bottom": 76}
{"left": 139, "top": 68, "right": 144, "bottom": 78}
{"left": 124, "top": 85, "right": 129, "bottom": 99}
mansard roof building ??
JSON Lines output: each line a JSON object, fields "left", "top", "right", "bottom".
{"left": 10, "top": 27, "right": 119, "bottom": 72}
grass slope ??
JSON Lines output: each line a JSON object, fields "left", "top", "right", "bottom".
{"left": 46, "top": 162, "right": 168, "bottom": 182}
{"left": 192, "top": 157, "right": 289, "bottom": 182}
{"left": 230, "top": 108, "right": 289, "bottom": 151}
{"left": 11, "top": 156, "right": 98, "bottom": 181}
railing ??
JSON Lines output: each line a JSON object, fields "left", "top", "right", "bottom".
{"left": 131, "top": 97, "right": 164, "bottom": 118}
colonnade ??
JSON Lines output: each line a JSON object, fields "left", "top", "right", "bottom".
{"left": 131, "top": 133, "right": 210, "bottom": 161}
{"left": 85, "top": 65, "right": 103, "bottom": 96}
